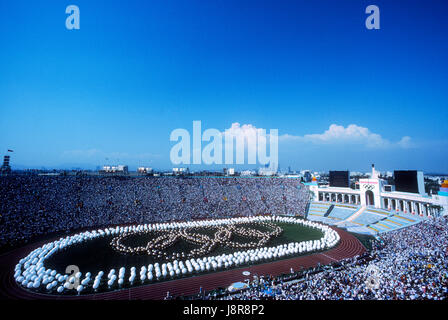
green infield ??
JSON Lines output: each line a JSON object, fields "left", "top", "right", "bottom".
{"left": 43, "top": 221, "right": 324, "bottom": 284}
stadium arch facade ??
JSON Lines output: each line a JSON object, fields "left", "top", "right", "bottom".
{"left": 306, "top": 165, "right": 448, "bottom": 218}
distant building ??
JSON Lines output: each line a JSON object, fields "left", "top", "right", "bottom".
{"left": 173, "top": 167, "right": 189, "bottom": 175}
{"left": 138, "top": 167, "right": 153, "bottom": 174}
{"left": 1, "top": 155, "right": 12, "bottom": 174}
{"left": 227, "top": 168, "right": 235, "bottom": 176}
{"left": 302, "top": 170, "right": 312, "bottom": 183}
{"left": 258, "top": 162, "right": 277, "bottom": 176}
{"left": 101, "top": 165, "right": 128, "bottom": 174}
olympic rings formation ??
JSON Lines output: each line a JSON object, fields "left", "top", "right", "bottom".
{"left": 13, "top": 216, "right": 340, "bottom": 295}
{"left": 110, "top": 222, "right": 283, "bottom": 260}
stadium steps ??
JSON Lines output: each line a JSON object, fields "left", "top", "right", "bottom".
{"left": 378, "top": 218, "right": 403, "bottom": 229}
{"left": 328, "top": 205, "right": 359, "bottom": 220}
{"left": 324, "top": 205, "right": 335, "bottom": 217}
{"left": 366, "top": 225, "right": 380, "bottom": 234}
{"left": 345, "top": 225, "right": 376, "bottom": 235}
{"left": 308, "top": 210, "right": 327, "bottom": 216}
{"left": 369, "top": 222, "right": 390, "bottom": 233}
{"left": 304, "top": 202, "right": 311, "bottom": 219}
{"left": 364, "top": 208, "right": 390, "bottom": 217}
{"left": 307, "top": 202, "right": 331, "bottom": 216}
{"left": 334, "top": 204, "right": 358, "bottom": 210}
{"left": 383, "top": 217, "right": 404, "bottom": 227}
{"left": 392, "top": 213, "right": 419, "bottom": 224}
{"left": 373, "top": 221, "right": 392, "bottom": 230}
{"left": 335, "top": 206, "right": 366, "bottom": 225}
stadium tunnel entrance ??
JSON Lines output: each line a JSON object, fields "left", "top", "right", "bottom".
{"left": 366, "top": 190, "right": 374, "bottom": 206}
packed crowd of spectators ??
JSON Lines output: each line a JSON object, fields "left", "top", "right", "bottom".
{"left": 0, "top": 175, "right": 310, "bottom": 251}
{"left": 194, "top": 217, "right": 448, "bottom": 300}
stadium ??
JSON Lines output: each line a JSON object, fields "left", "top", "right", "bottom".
{"left": 0, "top": 170, "right": 446, "bottom": 300}
{"left": 1, "top": 0, "right": 447, "bottom": 306}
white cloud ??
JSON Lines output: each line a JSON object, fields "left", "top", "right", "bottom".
{"left": 221, "top": 122, "right": 280, "bottom": 151}
{"left": 222, "top": 123, "right": 265, "bottom": 149}
{"left": 397, "top": 136, "right": 414, "bottom": 149}
{"left": 218, "top": 123, "right": 279, "bottom": 166}
{"left": 279, "top": 124, "right": 413, "bottom": 149}
{"left": 304, "top": 124, "right": 390, "bottom": 148}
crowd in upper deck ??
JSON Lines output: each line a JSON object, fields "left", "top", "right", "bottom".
{"left": 0, "top": 175, "right": 309, "bottom": 251}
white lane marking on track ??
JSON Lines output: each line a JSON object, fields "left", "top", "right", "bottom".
{"left": 320, "top": 253, "right": 338, "bottom": 262}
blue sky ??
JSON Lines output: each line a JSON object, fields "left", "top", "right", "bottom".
{"left": 0, "top": 0, "right": 447, "bottom": 172}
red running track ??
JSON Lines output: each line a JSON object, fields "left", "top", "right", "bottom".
{"left": 0, "top": 227, "right": 366, "bottom": 300}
